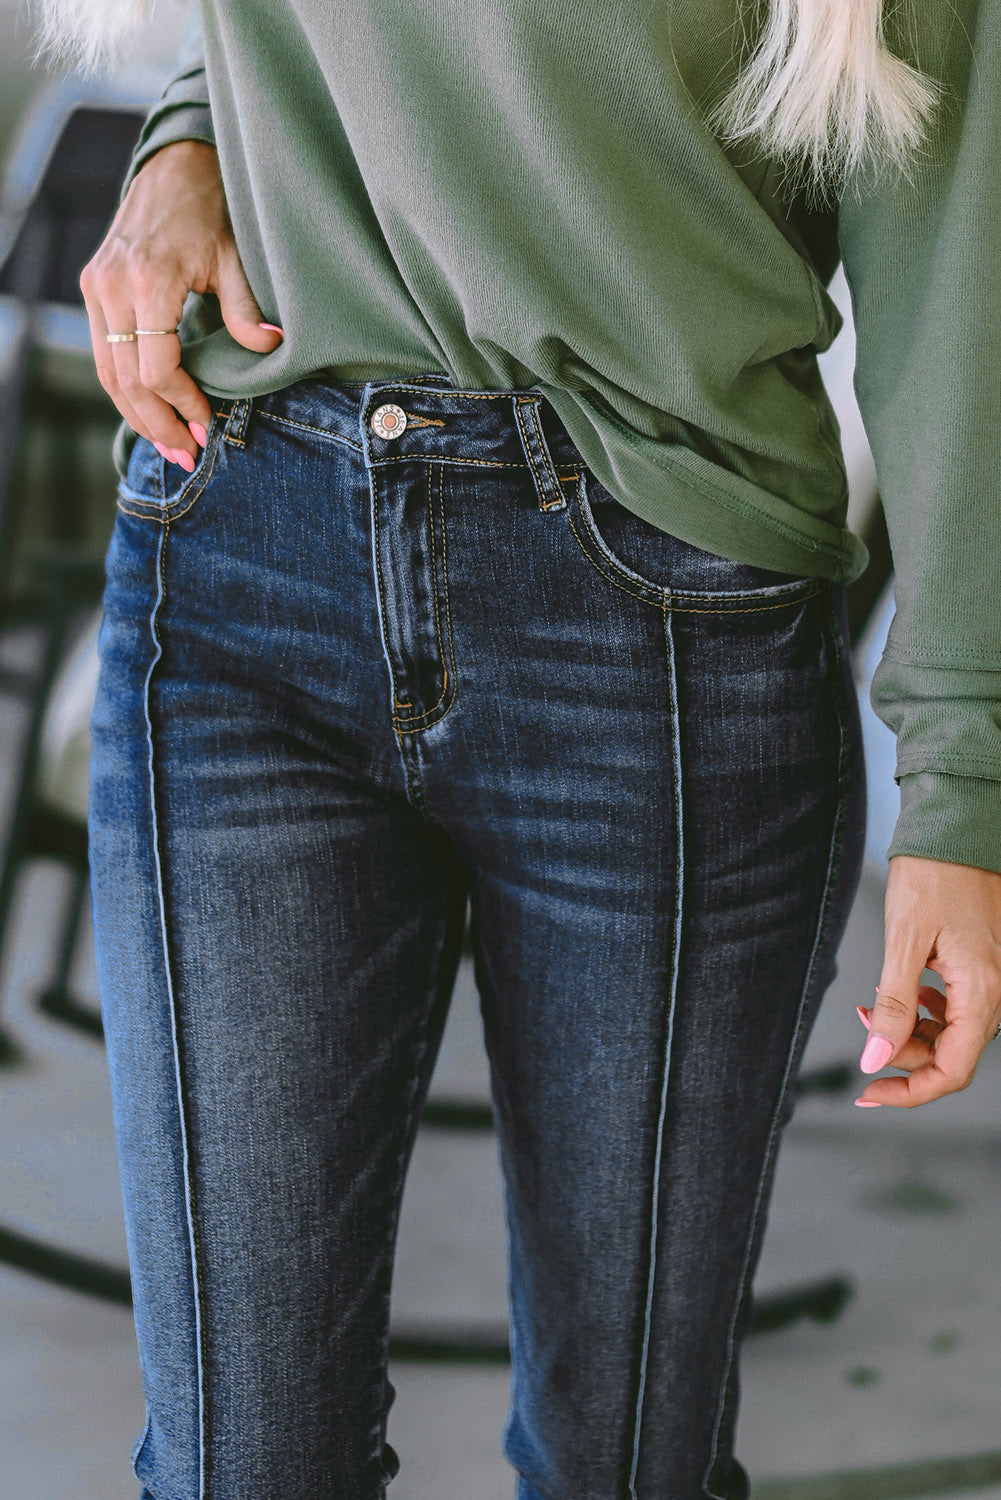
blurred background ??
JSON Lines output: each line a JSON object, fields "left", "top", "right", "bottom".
{"left": 1, "top": 4, "right": 1000, "bottom": 1498}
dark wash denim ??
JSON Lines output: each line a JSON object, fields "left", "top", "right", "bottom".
{"left": 89, "top": 373, "right": 866, "bottom": 1500}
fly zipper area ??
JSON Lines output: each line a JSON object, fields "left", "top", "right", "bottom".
{"left": 369, "top": 456, "right": 456, "bottom": 740}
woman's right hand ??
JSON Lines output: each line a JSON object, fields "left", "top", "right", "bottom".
{"left": 80, "top": 139, "right": 283, "bottom": 470}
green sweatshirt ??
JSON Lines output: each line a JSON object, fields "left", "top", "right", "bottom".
{"left": 118, "top": 0, "right": 1001, "bottom": 871}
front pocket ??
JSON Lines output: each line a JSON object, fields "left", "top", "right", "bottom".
{"left": 567, "top": 470, "right": 820, "bottom": 608}
{"left": 116, "top": 411, "right": 224, "bottom": 522}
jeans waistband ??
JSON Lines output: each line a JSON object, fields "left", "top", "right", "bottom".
{"left": 227, "top": 373, "right": 587, "bottom": 513}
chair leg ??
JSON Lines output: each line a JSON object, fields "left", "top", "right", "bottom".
{"left": 37, "top": 864, "right": 101, "bottom": 1039}
{"left": 0, "top": 604, "right": 73, "bottom": 1066}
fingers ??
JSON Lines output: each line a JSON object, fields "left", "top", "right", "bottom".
{"left": 83, "top": 280, "right": 153, "bottom": 443}
{"left": 856, "top": 980, "right": 997, "bottom": 1110}
{"left": 78, "top": 138, "right": 283, "bottom": 466}
{"left": 852, "top": 857, "right": 1001, "bottom": 1113}
{"left": 854, "top": 974, "right": 959, "bottom": 1108}
{"left": 860, "top": 969, "right": 921, "bottom": 1075}
{"left": 856, "top": 978, "right": 993, "bottom": 1111}
{"left": 213, "top": 240, "right": 284, "bottom": 353}
{"left": 854, "top": 857, "right": 989, "bottom": 1109}
{"left": 113, "top": 320, "right": 211, "bottom": 459}
{"left": 854, "top": 1012, "right": 982, "bottom": 1108}
{"left": 84, "top": 260, "right": 282, "bottom": 465}
{"left": 854, "top": 987, "right": 946, "bottom": 1096}
{"left": 82, "top": 266, "right": 209, "bottom": 462}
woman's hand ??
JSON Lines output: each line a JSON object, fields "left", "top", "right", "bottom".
{"left": 80, "top": 139, "right": 282, "bottom": 468}
{"left": 855, "top": 855, "right": 1001, "bottom": 1107}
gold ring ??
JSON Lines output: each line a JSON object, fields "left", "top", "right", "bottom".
{"left": 136, "top": 327, "right": 180, "bottom": 336}
{"left": 106, "top": 332, "right": 138, "bottom": 343}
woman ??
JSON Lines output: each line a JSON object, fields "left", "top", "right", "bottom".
{"left": 34, "top": 0, "right": 1001, "bottom": 1495}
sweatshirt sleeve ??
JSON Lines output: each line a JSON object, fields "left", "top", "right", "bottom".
{"left": 836, "top": 0, "right": 1001, "bottom": 873}
{"left": 119, "top": 2, "right": 214, "bottom": 201}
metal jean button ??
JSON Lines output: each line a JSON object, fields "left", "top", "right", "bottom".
{"left": 370, "top": 403, "right": 407, "bottom": 440}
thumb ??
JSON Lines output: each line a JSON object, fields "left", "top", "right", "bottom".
{"left": 862, "top": 970, "right": 920, "bottom": 1075}
{"left": 214, "top": 243, "right": 284, "bottom": 353}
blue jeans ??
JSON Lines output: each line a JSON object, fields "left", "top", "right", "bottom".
{"left": 89, "top": 374, "right": 866, "bottom": 1500}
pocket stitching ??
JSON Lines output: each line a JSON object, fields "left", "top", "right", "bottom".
{"left": 255, "top": 408, "right": 364, "bottom": 453}
{"left": 570, "top": 473, "right": 820, "bottom": 612}
{"left": 116, "top": 421, "right": 223, "bottom": 522}
{"left": 567, "top": 502, "right": 661, "bottom": 607}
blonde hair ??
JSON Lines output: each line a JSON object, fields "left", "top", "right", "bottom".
{"left": 35, "top": 0, "right": 942, "bottom": 197}
{"left": 31, "top": 0, "right": 156, "bottom": 76}
{"left": 706, "top": 0, "right": 942, "bottom": 201}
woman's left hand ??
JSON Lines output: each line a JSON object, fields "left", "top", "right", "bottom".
{"left": 855, "top": 854, "right": 1001, "bottom": 1108}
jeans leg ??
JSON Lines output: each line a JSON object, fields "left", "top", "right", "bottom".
{"left": 91, "top": 374, "right": 866, "bottom": 1500}
{"left": 411, "top": 456, "right": 866, "bottom": 1500}
{"left": 90, "top": 401, "right": 468, "bottom": 1499}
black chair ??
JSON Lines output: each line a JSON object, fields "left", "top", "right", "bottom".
{"left": 0, "top": 84, "right": 151, "bottom": 1063}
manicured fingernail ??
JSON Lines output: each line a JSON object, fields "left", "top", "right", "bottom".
{"left": 171, "top": 449, "right": 196, "bottom": 473}
{"left": 259, "top": 323, "right": 284, "bottom": 335}
{"left": 856, "top": 1005, "right": 871, "bottom": 1029}
{"left": 189, "top": 422, "right": 207, "bottom": 447}
{"left": 855, "top": 1099, "right": 883, "bottom": 1108}
{"left": 860, "top": 1034, "right": 894, "bottom": 1074}
{"left": 153, "top": 441, "right": 170, "bottom": 459}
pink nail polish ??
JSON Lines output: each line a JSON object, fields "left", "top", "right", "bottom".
{"left": 259, "top": 322, "right": 284, "bottom": 335}
{"left": 153, "top": 441, "right": 170, "bottom": 459}
{"left": 855, "top": 1099, "right": 883, "bottom": 1108}
{"left": 856, "top": 1005, "right": 871, "bottom": 1029}
{"left": 171, "top": 449, "right": 196, "bottom": 473}
{"left": 860, "top": 1034, "right": 894, "bottom": 1074}
{"left": 189, "top": 422, "right": 208, "bottom": 447}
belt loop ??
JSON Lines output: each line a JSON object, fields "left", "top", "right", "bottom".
{"left": 513, "top": 394, "right": 566, "bottom": 512}
{"left": 220, "top": 396, "right": 253, "bottom": 448}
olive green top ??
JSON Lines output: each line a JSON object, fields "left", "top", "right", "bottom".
{"left": 119, "top": 0, "right": 1001, "bottom": 870}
